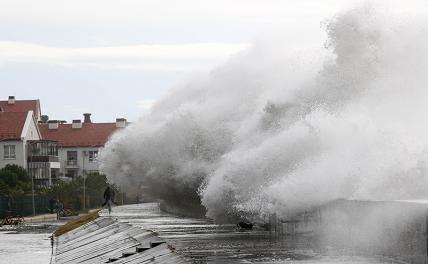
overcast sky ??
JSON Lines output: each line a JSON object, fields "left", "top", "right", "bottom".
{"left": 0, "top": 0, "right": 373, "bottom": 122}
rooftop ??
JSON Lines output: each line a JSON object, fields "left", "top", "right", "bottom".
{"left": 39, "top": 122, "right": 119, "bottom": 147}
{"left": 0, "top": 99, "right": 40, "bottom": 117}
{"left": 0, "top": 112, "right": 28, "bottom": 140}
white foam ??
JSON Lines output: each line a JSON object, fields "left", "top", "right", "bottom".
{"left": 100, "top": 4, "right": 428, "bottom": 222}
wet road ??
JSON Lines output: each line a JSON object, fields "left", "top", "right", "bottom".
{"left": 101, "top": 203, "right": 401, "bottom": 264}
{"left": 0, "top": 222, "right": 60, "bottom": 264}
{"left": 0, "top": 231, "right": 51, "bottom": 264}
{"left": 0, "top": 216, "right": 75, "bottom": 264}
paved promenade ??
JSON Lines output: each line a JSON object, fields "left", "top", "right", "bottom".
{"left": 54, "top": 203, "right": 399, "bottom": 264}
{"left": 0, "top": 213, "right": 69, "bottom": 264}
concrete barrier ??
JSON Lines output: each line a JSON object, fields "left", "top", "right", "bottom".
{"left": 273, "top": 199, "right": 428, "bottom": 264}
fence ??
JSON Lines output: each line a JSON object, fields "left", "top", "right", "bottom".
{"left": 0, "top": 195, "right": 50, "bottom": 218}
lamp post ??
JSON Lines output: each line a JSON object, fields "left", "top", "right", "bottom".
{"left": 82, "top": 150, "right": 86, "bottom": 210}
{"left": 29, "top": 142, "right": 35, "bottom": 216}
{"left": 31, "top": 154, "right": 35, "bottom": 216}
{"left": 83, "top": 172, "right": 86, "bottom": 210}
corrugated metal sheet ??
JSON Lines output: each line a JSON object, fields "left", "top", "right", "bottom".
{"left": 53, "top": 216, "right": 188, "bottom": 263}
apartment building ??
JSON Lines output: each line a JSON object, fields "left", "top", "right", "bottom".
{"left": 39, "top": 113, "right": 126, "bottom": 179}
{"left": 1, "top": 96, "right": 125, "bottom": 186}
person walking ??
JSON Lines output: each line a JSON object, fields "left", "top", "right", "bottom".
{"left": 102, "top": 185, "right": 117, "bottom": 214}
{"left": 56, "top": 199, "right": 63, "bottom": 220}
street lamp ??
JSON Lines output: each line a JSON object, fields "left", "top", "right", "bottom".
{"left": 28, "top": 142, "right": 36, "bottom": 216}
{"left": 82, "top": 150, "right": 87, "bottom": 210}
{"left": 30, "top": 144, "right": 35, "bottom": 216}
{"left": 83, "top": 172, "right": 86, "bottom": 210}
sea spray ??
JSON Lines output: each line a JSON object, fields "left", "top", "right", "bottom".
{"left": 100, "top": 5, "right": 428, "bottom": 222}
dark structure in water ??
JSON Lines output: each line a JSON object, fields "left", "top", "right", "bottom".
{"left": 237, "top": 221, "right": 253, "bottom": 229}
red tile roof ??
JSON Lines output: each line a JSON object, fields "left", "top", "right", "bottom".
{"left": 0, "top": 100, "right": 40, "bottom": 117}
{"left": 39, "top": 123, "right": 119, "bottom": 147}
{"left": 0, "top": 112, "right": 28, "bottom": 140}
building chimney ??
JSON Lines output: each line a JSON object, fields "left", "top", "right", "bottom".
{"left": 83, "top": 113, "right": 92, "bottom": 123}
{"left": 72, "top": 119, "right": 82, "bottom": 129}
{"left": 8, "top": 96, "right": 15, "bottom": 105}
{"left": 48, "top": 120, "right": 59, "bottom": 130}
{"left": 116, "top": 118, "right": 127, "bottom": 128}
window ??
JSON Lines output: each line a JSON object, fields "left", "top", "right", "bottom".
{"left": 67, "top": 151, "right": 77, "bottom": 160}
{"left": 67, "top": 151, "right": 78, "bottom": 166}
{"left": 4, "top": 145, "right": 16, "bottom": 159}
{"left": 89, "top": 151, "right": 98, "bottom": 162}
{"left": 66, "top": 169, "right": 78, "bottom": 179}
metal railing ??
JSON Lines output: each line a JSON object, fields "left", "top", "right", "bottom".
{"left": 66, "top": 160, "right": 78, "bottom": 166}
{"left": 27, "top": 155, "right": 59, "bottom": 162}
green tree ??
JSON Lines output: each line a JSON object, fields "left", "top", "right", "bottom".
{"left": 39, "top": 179, "right": 82, "bottom": 210}
{"left": 0, "top": 164, "right": 31, "bottom": 196}
{"left": 85, "top": 172, "right": 110, "bottom": 208}
{"left": 39, "top": 172, "right": 112, "bottom": 210}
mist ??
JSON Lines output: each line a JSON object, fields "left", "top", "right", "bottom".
{"left": 100, "top": 4, "right": 428, "bottom": 223}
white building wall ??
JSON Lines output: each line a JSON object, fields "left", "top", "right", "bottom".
{"left": 59, "top": 147, "right": 103, "bottom": 177}
{"left": 24, "top": 116, "right": 41, "bottom": 141}
{"left": 0, "top": 141, "right": 25, "bottom": 169}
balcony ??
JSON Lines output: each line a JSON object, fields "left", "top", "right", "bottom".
{"left": 66, "top": 160, "right": 79, "bottom": 168}
{"left": 27, "top": 140, "right": 59, "bottom": 157}
{"left": 27, "top": 155, "right": 59, "bottom": 162}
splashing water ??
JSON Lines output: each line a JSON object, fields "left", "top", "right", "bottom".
{"left": 100, "top": 5, "right": 428, "bottom": 222}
